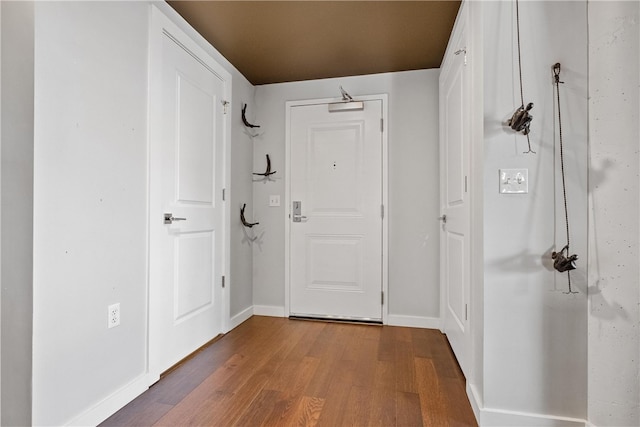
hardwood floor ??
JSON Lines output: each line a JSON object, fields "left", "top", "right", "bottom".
{"left": 101, "top": 316, "right": 477, "bottom": 427}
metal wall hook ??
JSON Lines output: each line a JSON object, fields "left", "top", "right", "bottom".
{"left": 507, "top": 102, "right": 536, "bottom": 154}
{"left": 551, "top": 62, "right": 578, "bottom": 294}
{"left": 552, "top": 245, "right": 578, "bottom": 273}
{"left": 505, "top": 0, "right": 535, "bottom": 154}
{"left": 240, "top": 203, "right": 259, "bottom": 228}
{"left": 508, "top": 102, "right": 534, "bottom": 135}
{"left": 553, "top": 62, "right": 564, "bottom": 84}
{"left": 253, "top": 154, "right": 276, "bottom": 177}
{"left": 242, "top": 103, "right": 260, "bottom": 128}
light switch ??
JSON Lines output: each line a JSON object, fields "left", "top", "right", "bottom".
{"left": 269, "top": 195, "right": 280, "bottom": 207}
{"left": 499, "top": 169, "right": 528, "bottom": 194}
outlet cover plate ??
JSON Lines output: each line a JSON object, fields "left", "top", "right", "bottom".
{"left": 499, "top": 168, "right": 528, "bottom": 194}
{"left": 108, "top": 303, "right": 120, "bottom": 328}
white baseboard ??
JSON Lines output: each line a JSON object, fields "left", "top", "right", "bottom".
{"left": 229, "top": 306, "right": 254, "bottom": 330}
{"left": 467, "top": 382, "right": 586, "bottom": 427}
{"left": 467, "top": 382, "right": 483, "bottom": 425}
{"left": 66, "top": 373, "right": 153, "bottom": 427}
{"left": 386, "top": 314, "right": 440, "bottom": 329}
{"left": 253, "top": 305, "right": 285, "bottom": 317}
{"left": 479, "top": 408, "right": 586, "bottom": 427}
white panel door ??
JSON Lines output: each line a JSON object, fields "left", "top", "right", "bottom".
{"left": 289, "top": 101, "right": 383, "bottom": 321}
{"left": 440, "top": 10, "right": 471, "bottom": 377}
{"left": 149, "top": 26, "right": 226, "bottom": 375}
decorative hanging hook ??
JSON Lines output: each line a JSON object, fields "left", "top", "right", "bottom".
{"left": 552, "top": 245, "right": 578, "bottom": 273}
{"left": 505, "top": 0, "right": 536, "bottom": 154}
{"left": 240, "top": 203, "right": 259, "bottom": 228}
{"left": 553, "top": 62, "right": 564, "bottom": 85}
{"left": 508, "top": 102, "right": 534, "bottom": 135}
{"left": 253, "top": 154, "right": 276, "bottom": 177}
{"left": 552, "top": 62, "right": 578, "bottom": 294}
{"left": 241, "top": 103, "right": 260, "bottom": 128}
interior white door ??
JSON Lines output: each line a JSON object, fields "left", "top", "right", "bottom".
{"left": 289, "top": 100, "right": 383, "bottom": 321}
{"left": 149, "top": 26, "right": 226, "bottom": 375}
{"left": 440, "top": 11, "right": 471, "bottom": 377}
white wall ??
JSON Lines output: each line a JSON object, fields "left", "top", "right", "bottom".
{"left": 253, "top": 70, "right": 441, "bottom": 323}
{"left": 25, "top": 2, "right": 255, "bottom": 425}
{"left": 587, "top": 2, "right": 640, "bottom": 426}
{"left": 1, "top": 2, "right": 35, "bottom": 425}
{"left": 0, "top": 6, "right": 2, "bottom": 423}
{"left": 481, "top": 0, "right": 588, "bottom": 422}
{"left": 32, "top": 3, "right": 150, "bottom": 425}
{"left": 0, "top": 5, "right": 2, "bottom": 423}
{"left": 229, "top": 74, "right": 256, "bottom": 321}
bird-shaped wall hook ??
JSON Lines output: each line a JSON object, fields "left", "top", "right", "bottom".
{"left": 340, "top": 85, "right": 354, "bottom": 102}
{"left": 507, "top": 102, "right": 534, "bottom": 135}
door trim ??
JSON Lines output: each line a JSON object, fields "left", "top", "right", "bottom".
{"left": 284, "top": 95, "right": 389, "bottom": 324}
{"left": 438, "top": 0, "right": 474, "bottom": 378}
{"left": 147, "top": 5, "right": 232, "bottom": 381}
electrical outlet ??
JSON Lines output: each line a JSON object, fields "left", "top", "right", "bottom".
{"left": 108, "top": 303, "right": 120, "bottom": 328}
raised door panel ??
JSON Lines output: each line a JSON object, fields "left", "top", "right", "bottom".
{"left": 176, "top": 75, "right": 215, "bottom": 205}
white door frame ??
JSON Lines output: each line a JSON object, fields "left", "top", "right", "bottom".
{"left": 439, "top": 0, "right": 479, "bottom": 379}
{"left": 147, "top": 5, "right": 232, "bottom": 381}
{"left": 284, "top": 95, "right": 389, "bottom": 324}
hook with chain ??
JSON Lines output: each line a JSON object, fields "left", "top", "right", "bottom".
{"left": 553, "top": 63, "right": 564, "bottom": 85}
{"left": 552, "top": 62, "right": 578, "bottom": 294}
{"left": 506, "top": 0, "right": 536, "bottom": 154}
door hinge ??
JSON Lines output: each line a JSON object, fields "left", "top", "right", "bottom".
{"left": 221, "top": 100, "right": 230, "bottom": 115}
{"left": 381, "top": 291, "right": 384, "bottom": 305}
{"left": 380, "top": 118, "right": 384, "bottom": 132}
{"left": 222, "top": 275, "right": 226, "bottom": 288}
{"left": 465, "top": 303, "right": 468, "bottom": 321}
{"left": 465, "top": 176, "right": 468, "bottom": 193}
{"left": 381, "top": 204, "right": 384, "bottom": 219}
{"left": 222, "top": 188, "right": 226, "bottom": 201}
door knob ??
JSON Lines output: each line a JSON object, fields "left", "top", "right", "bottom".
{"left": 164, "top": 213, "right": 187, "bottom": 224}
{"left": 439, "top": 214, "right": 447, "bottom": 224}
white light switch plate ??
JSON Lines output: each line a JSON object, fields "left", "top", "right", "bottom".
{"left": 269, "top": 195, "right": 280, "bottom": 207}
{"left": 499, "top": 169, "right": 528, "bottom": 194}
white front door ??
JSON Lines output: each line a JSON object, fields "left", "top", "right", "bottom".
{"left": 149, "top": 11, "right": 228, "bottom": 376}
{"left": 288, "top": 100, "right": 384, "bottom": 321}
{"left": 440, "top": 7, "right": 470, "bottom": 377}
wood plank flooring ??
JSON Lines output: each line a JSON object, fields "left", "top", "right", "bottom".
{"left": 101, "top": 316, "right": 477, "bottom": 427}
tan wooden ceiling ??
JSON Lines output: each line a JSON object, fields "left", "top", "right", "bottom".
{"left": 167, "top": 1, "right": 461, "bottom": 85}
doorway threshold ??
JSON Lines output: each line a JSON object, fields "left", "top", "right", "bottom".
{"left": 289, "top": 315, "right": 382, "bottom": 326}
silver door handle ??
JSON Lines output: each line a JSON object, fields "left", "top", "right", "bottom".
{"left": 292, "top": 215, "right": 307, "bottom": 223}
{"left": 164, "top": 213, "right": 187, "bottom": 224}
{"left": 439, "top": 214, "right": 447, "bottom": 224}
